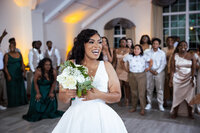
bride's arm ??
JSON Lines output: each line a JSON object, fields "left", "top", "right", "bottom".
{"left": 82, "top": 62, "right": 121, "bottom": 103}
{"left": 99, "top": 61, "right": 121, "bottom": 103}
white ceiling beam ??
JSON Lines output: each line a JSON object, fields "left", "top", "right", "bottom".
{"left": 81, "top": 0, "right": 122, "bottom": 29}
{"left": 44, "top": 0, "right": 74, "bottom": 23}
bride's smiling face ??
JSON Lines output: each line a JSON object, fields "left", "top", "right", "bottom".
{"left": 84, "top": 34, "right": 102, "bottom": 60}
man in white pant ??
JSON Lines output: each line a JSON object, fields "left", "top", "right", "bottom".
{"left": 145, "top": 38, "right": 166, "bottom": 111}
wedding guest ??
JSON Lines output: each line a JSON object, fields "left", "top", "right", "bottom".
{"left": 127, "top": 38, "right": 134, "bottom": 49}
{"left": 195, "top": 45, "right": 200, "bottom": 114}
{"left": 145, "top": 38, "right": 166, "bottom": 111}
{"left": 140, "top": 35, "right": 151, "bottom": 52}
{"left": 7, "top": 38, "right": 20, "bottom": 53}
{"left": 0, "top": 29, "right": 7, "bottom": 44}
{"left": 169, "top": 41, "right": 196, "bottom": 119}
{"left": 162, "top": 36, "right": 175, "bottom": 107}
{"left": 44, "top": 41, "right": 61, "bottom": 70}
{"left": 23, "top": 58, "right": 64, "bottom": 122}
{"left": 28, "top": 40, "right": 44, "bottom": 73}
{"left": 102, "top": 36, "right": 113, "bottom": 63}
{"left": 52, "top": 29, "right": 127, "bottom": 133}
{"left": 173, "top": 36, "right": 180, "bottom": 48}
{"left": 0, "top": 30, "right": 8, "bottom": 110}
{"left": 4, "top": 39, "right": 28, "bottom": 107}
{"left": 123, "top": 44, "right": 152, "bottom": 115}
{"left": 113, "top": 38, "right": 130, "bottom": 106}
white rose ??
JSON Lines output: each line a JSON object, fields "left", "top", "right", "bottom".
{"left": 62, "top": 68, "right": 69, "bottom": 75}
{"left": 61, "top": 75, "right": 77, "bottom": 89}
{"left": 76, "top": 75, "right": 85, "bottom": 83}
{"left": 57, "top": 74, "right": 66, "bottom": 83}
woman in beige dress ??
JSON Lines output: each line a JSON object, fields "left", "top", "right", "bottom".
{"left": 169, "top": 41, "right": 196, "bottom": 119}
{"left": 139, "top": 35, "right": 151, "bottom": 52}
{"left": 102, "top": 36, "right": 113, "bottom": 63}
{"left": 113, "top": 38, "right": 130, "bottom": 106}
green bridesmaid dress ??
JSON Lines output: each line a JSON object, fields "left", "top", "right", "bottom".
{"left": 23, "top": 79, "right": 64, "bottom": 122}
{"left": 6, "top": 53, "right": 28, "bottom": 107}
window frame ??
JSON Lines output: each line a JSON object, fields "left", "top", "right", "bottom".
{"left": 163, "top": 0, "right": 200, "bottom": 49}
{"left": 113, "top": 24, "right": 126, "bottom": 48}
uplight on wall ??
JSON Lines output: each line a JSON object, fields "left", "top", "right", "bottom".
{"left": 14, "top": 0, "right": 30, "bottom": 7}
{"left": 63, "top": 11, "right": 86, "bottom": 24}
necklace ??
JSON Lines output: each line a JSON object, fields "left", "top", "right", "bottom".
{"left": 82, "top": 61, "right": 98, "bottom": 76}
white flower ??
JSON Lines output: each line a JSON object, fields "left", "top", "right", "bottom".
{"left": 57, "top": 74, "right": 66, "bottom": 83}
{"left": 61, "top": 75, "right": 77, "bottom": 89}
{"left": 76, "top": 75, "right": 85, "bottom": 83}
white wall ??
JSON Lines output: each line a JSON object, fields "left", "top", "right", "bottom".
{"left": 88, "top": 0, "right": 152, "bottom": 44}
{"left": 32, "top": 10, "right": 45, "bottom": 50}
{"left": 0, "top": 0, "right": 32, "bottom": 65}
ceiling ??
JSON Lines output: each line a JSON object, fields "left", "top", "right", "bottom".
{"left": 35, "top": 0, "right": 111, "bottom": 21}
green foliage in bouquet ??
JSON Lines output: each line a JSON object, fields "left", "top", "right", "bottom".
{"left": 77, "top": 80, "right": 94, "bottom": 97}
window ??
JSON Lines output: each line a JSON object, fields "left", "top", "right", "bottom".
{"left": 163, "top": 0, "right": 200, "bottom": 49}
{"left": 113, "top": 24, "right": 126, "bottom": 48}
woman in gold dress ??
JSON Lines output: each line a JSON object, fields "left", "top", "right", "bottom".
{"left": 113, "top": 38, "right": 130, "bottom": 106}
{"left": 169, "top": 41, "right": 196, "bottom": 119}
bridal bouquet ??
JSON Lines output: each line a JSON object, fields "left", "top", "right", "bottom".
{"left": 57, "top": 60, "right": 94, "bottom": 97}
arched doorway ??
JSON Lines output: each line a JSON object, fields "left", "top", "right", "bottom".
{"left": 104, "top": 18, "right": 136, "bottom": 48}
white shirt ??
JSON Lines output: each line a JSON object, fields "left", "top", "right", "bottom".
{"left": 28, "top": 48, "right": 44, "bottom": 72}
{"left": 0, "top": 51, "right": 3, "bottom": 70}
{"left": 145, "top": 48, "right": 166, "bottom": 73}
{"left": 174, "top": 41, "right": 178, "bottom": 47}
{"left": 123, "top": 54, "right": 150, "bottom": 73}
{"left": 47, "top": 47, "right": 61, "bottom": 66}
{"left": 0, "top": 47, "right": 6, "bottom": 70}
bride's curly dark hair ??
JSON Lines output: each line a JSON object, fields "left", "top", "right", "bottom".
{"left": 69, "top": 29, "right": 103, "bottom": 64}
{"left": 37, "top": 58, "right": 54, "bottom": 82}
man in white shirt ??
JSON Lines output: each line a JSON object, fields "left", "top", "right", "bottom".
{"left": 44, "top": 41, "right": 61, "bottom": 69}
{"left": 28, "top": 41, "right": 44, "bottom": 72}
{"left": 145, "top": 38, "right": 166, "bottom": 111}
{"left": 0, "top": 30, "right": 8, "bottom": 110}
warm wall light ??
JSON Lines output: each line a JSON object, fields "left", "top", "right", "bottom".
{"left": 14, "top": 0, "right": 30, "bottom": 7}
{"left": 63, "top": 11, "right": 86, "bottom": 24}
{"left": 65, "top": 24, "right": 75, "bottom": 59}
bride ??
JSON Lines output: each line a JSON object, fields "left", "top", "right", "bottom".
{"left": 52, "top": 29, "right": 127, "bottom": 133}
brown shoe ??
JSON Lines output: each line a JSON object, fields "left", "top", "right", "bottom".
{"left": 129, "top": 108, "right": 136, "bottom": 113}
{"left": 140, "top": 110, "right": 145, "bottom": 115}
{"left": 125, "top": 99, "right": 129, "bottom": 107}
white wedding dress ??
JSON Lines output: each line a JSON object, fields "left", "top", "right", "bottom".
{"left": 52, "top": 61, "right": 127, "bottom": 133}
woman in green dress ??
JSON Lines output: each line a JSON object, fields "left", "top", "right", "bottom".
{"left": 4, "top": 39, "right": 28, "bottom": 107}
{"left": 23, "top": 58, "right": 63, "bottom": 122}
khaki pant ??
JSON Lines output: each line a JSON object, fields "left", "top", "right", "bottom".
{"left": 129, "top": 72, "right": 146, "bottom": 110}
{"left": 0, "top": 71, "right": 7, "bottom": 106}
{"left": 146, "top": 71, "right": 165, "bottom": 105}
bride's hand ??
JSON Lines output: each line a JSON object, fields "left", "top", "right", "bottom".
{"left": 82, "top": 88, "right": 101, "bottom": 101}
{"left": 58, "top": 85, "right": 77, "bottom": 103}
